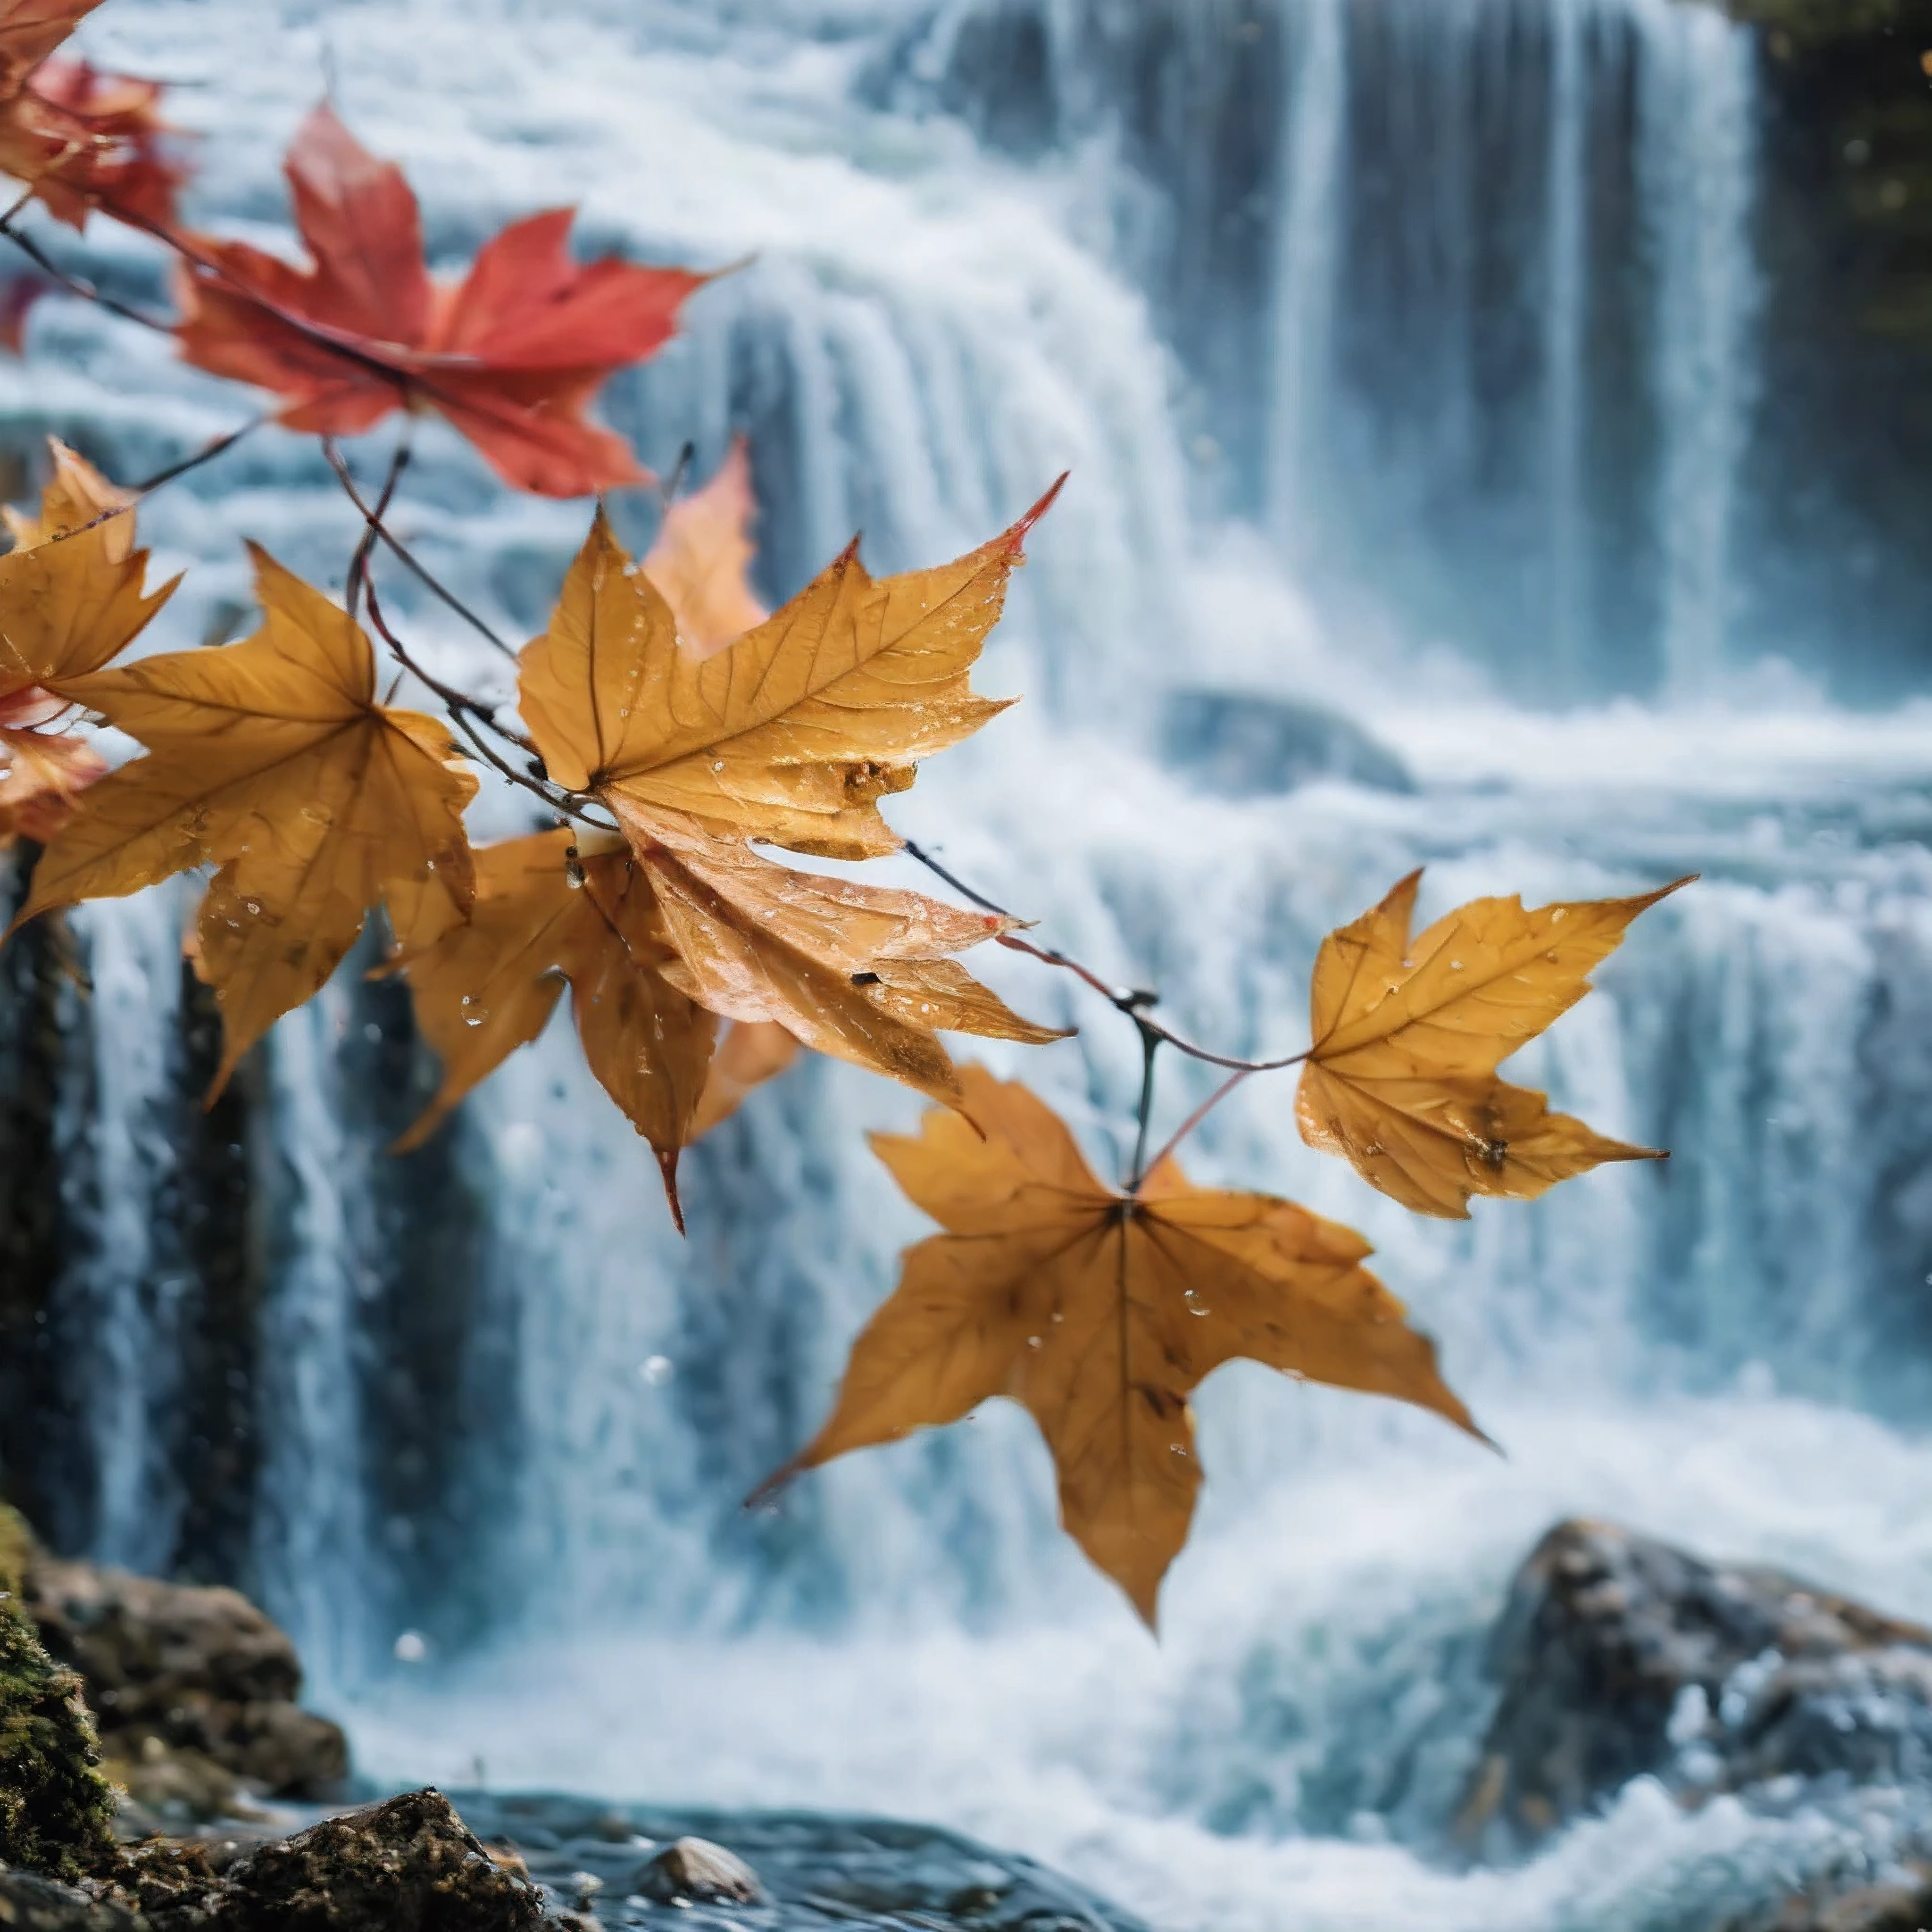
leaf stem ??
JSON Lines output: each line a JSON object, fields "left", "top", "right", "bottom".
{"left": 323, "top": 436, "right": 519, "bottom": 663}
{"left": 0, "top": 214, "right": 174, "bottom": 333}
{"left": 1126, "top": 1021, "right": 1161, "bottom": 1191}
{"left": 902, "top": 839, "right": 1309, "bottom": 1076}
{"left": 34, "top": 414, "right": 271, "bottom": 548}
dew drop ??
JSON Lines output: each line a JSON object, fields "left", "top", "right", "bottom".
{"left": 638, "top": 1355, "right": 674, "bottom": 1386}
{"left": 460, "top": 994, "right": 490, "bottom": 1028}
{"left": 1026, "top": 1335, "right": 1042, "bottom": 1350}
{"left": 393, "top": 1631, "right": 429, "bottom": 1665}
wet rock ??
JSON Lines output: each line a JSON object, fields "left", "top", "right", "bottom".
{"left": 0, "top": 1527, "right": 118, "bottom": 1882}
{"left": 1159, "top": 689, "right": 1415, "bottom": 799}
{"left": 0, "top": 1866, "right": 140, "bottom": 1931}
{"left": 22, "top": 1555, "right": 347, "bottom": 1806}
{"left": 147, "top": 1788, "right": 548, "bottom": 1932}
{"left": 637, "top": 1839, "right": 762, "bottom": 1906}
{"left": 1462, "top": 1517, "right": 1932, "bottom": 1857}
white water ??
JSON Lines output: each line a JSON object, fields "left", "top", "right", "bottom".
{"left": 6, "top": 1, "right": 1926, "bottom": 1928}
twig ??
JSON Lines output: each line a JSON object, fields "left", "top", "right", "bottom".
{"left": 1139, "top": 1067, "right": 1259, "bottom": 1183}
{"left": 32, "top": 414, "right": 271, "bottom": 551}
{"left": 903, "top": 839, "right": 1309, "bottom": 1076}
{"left": 1126, "top": 1017, "right": 1161, "bottom": 1191}
{"left": 359, "top": 566, "right": 609, "bottom": 830}
{"left": 0, "top": 214, "right": 173, "bottom": 332}
{"left": 324, "top": 437, "right": 519, "bottom": 663}
{"left": 344, "top": 433, "right": 411, "bottom": 626}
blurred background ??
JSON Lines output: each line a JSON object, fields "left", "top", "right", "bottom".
{"left": 3, "top": 3, "right": 1932, "bottom": 1928}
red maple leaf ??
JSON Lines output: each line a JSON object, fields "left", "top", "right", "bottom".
{"left": 173, "top": 103, "right": 706, "bottom": 498}
{"left": 0, "top": 2, "right": 181, "bottom": 229}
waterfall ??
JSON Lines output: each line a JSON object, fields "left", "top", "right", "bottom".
{"left": 1, "top": 1, "right": 1922, "bottom": 1926}
{"left": 1638, "top": 0, "right": 1760, "bottom": 698}
{"left": 1266, "top": 0, "right": 1346, "bottom": 551}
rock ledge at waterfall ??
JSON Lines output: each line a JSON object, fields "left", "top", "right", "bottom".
{"left": 1464, "top": 1517, "right": 1932, "bottom": 1861}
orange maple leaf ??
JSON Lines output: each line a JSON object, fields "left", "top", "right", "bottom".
{"left": 172, "top": 102, "right": 706, "bottom": 497}
{"left": 766, "top": 1068, "right": 1484, "bottom": 1625}
{"left": 0, "top": 2, "right": 180, "bottom": 229}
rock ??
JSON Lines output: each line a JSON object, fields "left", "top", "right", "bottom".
{"left": 22, "top": 1555, "right": 347, "bottom": 1805}
{"left": 1462, "top": 1517, "right": 1932, "bottom": 1857}
{"left": 0, "top": 1545, "right": 117, "bottom": 1882}
{"left": 1159, "top": 689, "right": 1415, "bottom": 799}
{"left": 636, "top": 1838, "right": 763, "bottom": 1906}
{"left": 0, "top": 1866, "right": 140, "bottom": 1931}
{"left": 147, "top": 1789, "right": 548, "bottom": 1932}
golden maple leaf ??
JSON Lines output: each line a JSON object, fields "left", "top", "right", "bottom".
{"left": 0, "top": 726, "right": 104, "bottom": 846}
{"left": 1296, "top": 870, "right": 1690, "bottom": 1218}
{"left": 520, "top": 482, "right": 1061, "bottom": 862}
{"left": 642, "top": 438, "right": 768, "bottom": 659}
{"left": 0, "top": 438, "right": 172, "bottom": 726}
{"left": 15, "top": 546, "right": 476, "bottom": 1092}
{"left": 511, "top": 494, "right": 1066, "bottom": 1107}
{"left": 765, "top": 1067, "right": 1482, "bottom": 1626}
{"left": 614, "top": 803, "right": 1064, "bottom": 1106}
{"left": 0, "top": 439, "right": 169, "bottom": 848}
{"left": 385, "top": 828, "right": 798, "bottom": 1224}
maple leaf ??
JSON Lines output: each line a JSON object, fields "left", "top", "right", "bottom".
{"left": 522, "top": 483, "right": 1062, "bottom": 861}
{"left": 0, "top": 725, "right": 102, "bottom": 845}
{"left": 511, "top": 491, "right": 1066, "bottom": 1107}
{"left": 0, "top": 438, "right": 171, "bottom": 730}
{"left": 1296, "top": 870, "right": 1690, "bottom": 1218}
{"left": 387, "top": 829, "right": 806, "bottom": 1221}
{"left": 13, "top": 546, "right": 476, "bottom": 1093}
{"left": 0, "top": 5, "right": 180, "bottom": 229}
{"left": 691, "top": 1019, "right": 799, "bottom": 1140}
{"left": 642, "top": 438, "right": 768, "bottom": 658}
{"left": 764, "top": 1067, "right": 1483, "bottom": 1625}
{"left": 171, "top": 102, "right": 703, "bottom": 497}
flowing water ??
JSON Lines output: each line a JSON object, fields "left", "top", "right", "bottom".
{"left": 5, "top": 1, "right": 1932, "bottom": 1927}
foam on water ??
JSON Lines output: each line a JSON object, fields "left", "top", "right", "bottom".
{"left": 7, "top": 2, "right": 1928, "bottom": 1927}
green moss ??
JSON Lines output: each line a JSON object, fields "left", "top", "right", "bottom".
{"left": 0, "top": 1504, "right": 31, "bottom": 1597}
{"left": 0, "top": 1516, "right": 116, "bottom": 1881}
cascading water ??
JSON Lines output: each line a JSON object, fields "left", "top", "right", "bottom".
{"left": 1, "top": 1, "right": 1927, "bottom": 1927}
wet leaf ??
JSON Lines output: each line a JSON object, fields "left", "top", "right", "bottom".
{"left": 0, "top": 6, "right": 181, "bottom": 229}
{"left": 0, "top": 725, "right": 103, "bottom": 845}
{"left": 172, "top": 102, "right": 703, "bottom": 496}
{"left": 521, "top": 480, "right": 1062, "bottom": 860}
{"left": 764, "top": 1067, "right": 1483, "bottom": 1626}
{"left": 644, "top": 437, "right": 768, "bottom": 659}
{"left": 14, "top": 546, "right": 475, "bottom": 1093}
{"left": 1297, "top": 870, "right": 1689, "bottom": 1218}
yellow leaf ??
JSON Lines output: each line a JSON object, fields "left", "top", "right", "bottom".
{"left": 0, "top": 441, "right": 173, "bottom": 727}
{"left": 766, "top": 1067, "right": 1482, "bottom": 1627}
{"left": 0, "top": 727, "right": 105, "bottom": 846}
{"left": 384, "top": 828, "right": 720, "bottom": 1225}
{"left": 3, "top": 438, "right": 134, "bottom": 560}
{"left": 642, "top": 438, "right": 768, "bottom": 659}
{"left": 1297, "top": 869, "right": 1690, "bottom": 1218}
{"left": 16, "top": 546, "right": 475, "bottom": 1094}
{"left": 690, "top": 1020, "right": 800, "bottom": 1140}
{"left": 520, "top": 480, "right": 1062, "bottom": 861}
{"left": 617, "top": 803, "right": 1067, "bottom": 1106}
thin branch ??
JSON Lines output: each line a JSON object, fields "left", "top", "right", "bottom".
{"left": 359, "top": 566, "right": 610, "bottom": 830}
{"left": 344, "top": 433, "right": 411, "bottom": 626}
{"left": 903, "top": 839, "right": 1310, "bottom": 1076}
{"left": 1126, "top": 1023, "right": 1161, "bottom": 1191}
{"left": 324, "top": 436, "right": 519, "bottom": 663}
{"left": 0, "top": 215, "right": 173, "bottom": 332}
{"left": 35, "top": 414, "right": 271, "bottom": 548}
{"left": 1137, "top": 1068, "right": 1259, "bottom": 1188}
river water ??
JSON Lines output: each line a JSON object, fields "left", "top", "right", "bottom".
{"left": 8, "top": 2, "right": 1932, "bottom": 1927}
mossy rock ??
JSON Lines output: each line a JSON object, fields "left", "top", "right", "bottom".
{"left": 0, "top": 1509, "right": 117, "bottom": 1882}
